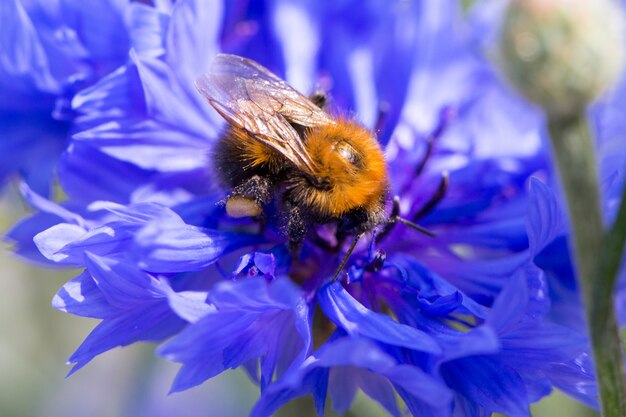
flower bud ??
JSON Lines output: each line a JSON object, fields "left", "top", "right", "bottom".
{"left": 499, "top": 0, "right": 625, "bottom": 117}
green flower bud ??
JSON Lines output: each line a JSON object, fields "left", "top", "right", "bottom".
{"left": 499, "top": 0, "right": 625, "bottom": 118}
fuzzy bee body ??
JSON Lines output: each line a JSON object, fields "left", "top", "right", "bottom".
{"left": 200, "top": 54, "right": 389, "bottom": 249}
{"left": 214, "top": 120, "right": 388, "bottom": 226}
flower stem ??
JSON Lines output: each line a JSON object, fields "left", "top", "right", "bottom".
{"left": 547, "top": 114, "right": 626, "bottom": 417}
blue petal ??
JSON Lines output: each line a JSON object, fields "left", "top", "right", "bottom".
{"left": 318, "top": 282, "right": 441, "bottom": 354}
{"left": 420, "top": 251, "right": 529, "bottom": 302}
{"left": 5, "top": 210, "right": 69, "bottom": 265}
{"left": 525, "top": 178, "right": 564, "bottom": 257}
{"left": 160, "top": 311, "right": 258, "bottom": 391}
{"left": 499, "top": 322, "right": 587, "bottom": 366}
{"left": 131, "top": 50, "right": 211, "bottom": 134}
{"left": 419, "top": 292, "right": 464, "bottom": 316}
{"left": 314, "top": 336, "right": 453, "bottom": 413}
{"left": 358, "top": 370, "right": 402, "bottom": 417}
{"left": 84, "top": 253, "right": 160, "bottom": 307}
{"left": 487, "top": 263, "right": 549, "bottom": 334}
{"left": 52, "top": 271, "right": 114, "bottom": 319}
{"left": 0, "top": 0, "right": 59, "bottom": 93}
{"left": 37, "top": 219, "right": 146, "bottom": 266}
{"left": 19, "top": 182, "right": 85, "bottom": 226}
{"left": 549, "top": 355, "right": 598, "bottom": 408}
{"left": 392, "top": 255, "right": 488, "bottom": 319}
{"left": 58, "top": 142, "right": 152, "bottom": 204}
{"left": 166, "top": 0, "right": 223, "bottom": 95}
{"left": 34, "top": 223, "right": 89, "bottom": 265}
{"left": 382, "top": 365, "right": 453, "bottom": 407}
{"left": 127, "top": 2, "right": 168, "bottom": 58}
{"left": 314, "top": 336, "right": 397, "bottom": 370}
{"left": 375, "top": 0, "right": 434, "bottom": 145}
{"left": 250, "top": 367, "right": 330, "bottom": 417}
{"left": 272, "top": 1, "right": 319, "bottom": 93}
{"left": 232, "top": 252, "right": 254, "bottom": 276}
{"left": 34, "top": 202, "right": 187, "bottom": 266}
{"left": 134, "top": 216, "right": 260, "bottom": 272}
{"left": 395, "top": 385, "right": 452, "bottom": 417}
{"left": 60, "top": 0, "right": 129, "bottom": 71}
{"left": 159, "top": 278, "right": 310, "bottom": 392}
{"left": 435, "top": 326, "right": 500, "bottom": 362}
{"left": 452, "top": 394, "right": 492, "bottom": 417}
{"left": 74, "top": 119, "right": 209, "bottom": 172}
{"left": 328, "top": 367, "right": 359, "bottom": 414}
{"left": 232, "top": 251, "right": 279, "bottom": 279}
{"left": 92, "top": 201, "right": 181, "bottom": 223}
{"left": 72, "top": 64, "right": 146, "bottom": 121}
{"left": 442, "top": 356, "right": 531, "bottom": 417}
{"left": 159, "top": 279, "right": 214, "bottom": 323}
{"left": 68, "top": 301, "right": 185, "bottom": 375}
{"left": 257, "top": 335, "right": 451, "bottom": 417}
{"left": 254, "top": 252, "right": 276, "bottom": 275}
{"left": 208, "top": 277, "right": 303, "bottom": 313}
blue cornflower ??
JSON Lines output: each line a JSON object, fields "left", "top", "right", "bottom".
{"left": 6, "top": 0, "right": 603, "bottom": 416}
{"left": 0, "top": 0, "right": 129, "bottom": 196}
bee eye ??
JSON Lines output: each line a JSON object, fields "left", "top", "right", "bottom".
{"left": 339, "top": 146, "right": 353, "bottom": 161}
{"left": 336, "top": 143, "right": 361, "bottom": 166}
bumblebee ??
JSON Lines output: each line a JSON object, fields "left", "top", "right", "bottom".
{"left": 196, "top": 54, "right": 432, "bottom": 280}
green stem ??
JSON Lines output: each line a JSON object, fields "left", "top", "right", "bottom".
{"left": 547, "top": 114, "right": 626, "bottom": 417}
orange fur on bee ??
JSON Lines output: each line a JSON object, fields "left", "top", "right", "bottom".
{"left": 220, "top": 118, "right": 388, "bottom": 221}
{"left": 297, "top": 118, "right": 388, "bottom": 218}
{"left": 229, "top": 126, "right": 285, "bottom": 171}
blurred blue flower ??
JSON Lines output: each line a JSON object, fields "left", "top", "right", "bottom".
{"left": 5, "top": 0, "right": 605, "bottom": 416}
{"left": 537, "top": 72, "right": 626, "bottom": 329}
{"left": 0, "top": 0, "right": 129, "bottom": 196}
{"left": 465, "top": 0, "right": 626, "bottom": 331}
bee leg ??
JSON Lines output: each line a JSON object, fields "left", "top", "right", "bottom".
{"left": 309, "top": 91, "right": 328, "bottom": 109}
{"left": 284, "top": 202, "right": 307, "bottom": 257}
{"left": 375, "top": 196, "right": 401, "bottom": 244}
{"left": 375, "top": 196, "right": 436, "bottom": 244}
{"left": 226, "top": 175, "right": 272, "bottom": 218}
{"left": 331, "top": 232, "right": 365, "bottom": 282}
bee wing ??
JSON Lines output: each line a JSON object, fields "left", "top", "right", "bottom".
{"left": 196, "top": 54, "right": 334, "bottom": 175}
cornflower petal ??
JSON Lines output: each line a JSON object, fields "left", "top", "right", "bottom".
{"left": 159, "top": 277, "right": 311, "bottom": 392}
{"left": 251, "top": 336, "right": 453, "bottom": 417}
{"left": 318, "top": 282, "right": 441, "bottom": 354}
{"left": 0, "top": 0, "right": 59, "bottom": 93}
{"left": 525, "top": 178, "right": 565, "bottom": 257}
{"left": 53, "top": 270, "right": 116, "bottom": 319}
{"left": 0, "top": 0, "right": 130, "bottom": 195}
{"left": 133, "top": 216, "right": 261, "bottom": 272}
{"left": 61, "top": 254, "right": 193, "bottom": 374}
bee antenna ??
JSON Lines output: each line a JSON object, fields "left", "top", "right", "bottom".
{"left": 330, "top": 232, "right": 365, "bottom": 282}
{"left": 391, "top": 216, "right": 436, "bottom": 238}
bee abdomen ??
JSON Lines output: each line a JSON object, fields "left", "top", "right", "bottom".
{"left": 213, "top": 127, "right": 285, "bottom": 187}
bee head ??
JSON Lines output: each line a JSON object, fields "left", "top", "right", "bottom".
{"left": 301, "top": 119, "right": 389, "bottom": 218}
{"left": 306, "top": 119, "right": 384, "bottom": 180}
